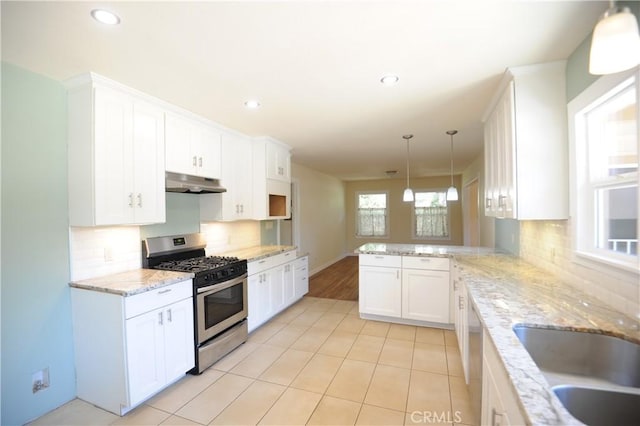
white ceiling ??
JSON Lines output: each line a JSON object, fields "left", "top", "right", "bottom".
{"left": 1, "top": 0, "right": 607, "bottom": 181}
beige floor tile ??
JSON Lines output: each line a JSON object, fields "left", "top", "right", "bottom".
{"left": 159, "top": 414, "right": 202, "bottom": 425}
{"left": 248, "top": 321, "right": 287, "bottom": 344}
{"left": 294, "top": 309, "right": 326, "bottom": 327}
{"left": 147, "top": 368, "right": 224, "bottom": 413}
{"left": 336, "top": 315, "right": 367, "bottom": 333}
{"left": 326, "top": 359, "right": 376, "bottom": 403}
{"left": 446, "top": 345, "right": 464, "bottom": 377}
{"left": 415, "top": 327, "right": 445, "bottom": 345}
{"left": 210, "top": 380, "right": 286, "bottom": 425}
{"left": 349, "top": 303, "right": 361, "bottom": 315}
{"left": 387, "top": 324, "right": 417, "bottom": 341}
{"left": 230, "top": 344, "right": 286, "bottom": 378}
{"left": 406, "top": 370, "right": 451, "bottom": 415}
{"left": 378, "top": 338, "right": 414, "bottom": 369}
{"left": 176, "top": 373, "right": 254, "bottom": 424}
{"left": 317, "top": 330, "right": 358, "bottom": 357}
{"left": 364, "top": 364, "right": 411, "bottom": 412}
{"left": 329, "top": 300, "right": 358, "bottom": 313}
{"left": 272, "top": 304, "right": 307, "bottom": 323}
{"left": 290, "top": 327, "right": 332, "bottom": 352}
{"left": 112, "top": 404, "right": 171, "bottom": 425}
{"left": 313, "top": 311, "right": 347, "bottom": 330}
{"left": 259, "top": 348, "right": 314, "bottom": 385}
{"left": 449, "top": 376, "right": 477, "bottom": 426}
{"left": 264, "top": 323, "right": 309, "bottom": 348}
{"left": 360, "top": 320, "right": 390, "bottom": 337}
{"left": 307, "top": 298, "right": 338, "bottom": 312}
{"left": 290, "top": 353, "right": 344, "bottom": 393}
{"left": 27, "top": 399, "right": 118, "bottom": 425}
{"left": 259, "top": 388, "right": 322, "bottom": 425}
{"left": 412, "top": 342, "right": 448, "bottom": 375}
{"left": 307, "top": 395, "right": 362, "bottom": 425}
{"left": 444, "top": 329, "right": 458, "bottom": 347}
{"left": 347, "top": 334, "right": 385, "bottom": 363}
{"left": 356, "top": 404, "right": 405, "bottom": 426}
{"left": 210, "top": 341, "right": 261, "bottom": 372}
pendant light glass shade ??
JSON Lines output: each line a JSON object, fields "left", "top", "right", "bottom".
{"left": 589, "top": 5, "right": 640, "bottom": 75}
{"left": 446, "top": 130, "right": 459, "bottom": 202}
{"left": 402, "top": 134, "right": 414, "bottom": 202}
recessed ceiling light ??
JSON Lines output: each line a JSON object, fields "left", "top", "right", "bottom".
{"left": 91, "top": 9, "right": 120, "bottom": 25}
{"left": 380, "top": 75, "right": 399, "bottom": 86}
{"left": 244, "top": 100, "right": 261, "bottom": 109}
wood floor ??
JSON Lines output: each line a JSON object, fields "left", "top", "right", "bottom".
{"left": 307, "top": 255, "right": 358, "bottom": 301}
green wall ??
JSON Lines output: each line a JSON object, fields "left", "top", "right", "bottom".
{"left": 140, "top": 192, "right": 201, "bottom": 239}
{"left": 1, "top": 63, "right": 76, "bottom": 425}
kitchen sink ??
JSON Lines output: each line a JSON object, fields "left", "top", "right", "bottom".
{"left": 512, "top": 325, "right": 640, "bottom": 387}
{"left": 553, "top": 385, "right": 640, "bottom": 426}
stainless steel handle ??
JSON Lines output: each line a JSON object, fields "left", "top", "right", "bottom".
{"left": 158, "top": 311, "right": 163, "bottom": 325}
{"left": 137, "top": 193, "right": 142, "bottom": 207}
{"left": 192, "top": 156, "right": 197, "bottom": 167}
{"left": 167, "top": 309, "right": 172, "bottom": 323}
{"left": 128, "top": 193, "right": 134, "bottom": 207}
{"left": 491, "top": 408, "right": 503, "bottom": 426}
{"left": 453, "top": 280, "right": 458, "bottom": 291}
{"left": 240, "top": 204, "right": 244, "bottom": 213}
{"left": 459, "top": 295, "right": 464, "bottom": 310}
{"left": 284, "top": 252, "right": 291, "bottom": 257}
{"left": 374, "top": 256, "right": 384, "bottom": 259}
{"left": 199, "top": 156, "right": 203, "bottom": 167}
{"left": 486, "top": 198, "right": 492, "bottom": 208}
{"left": 158, "top": 289, "right": 172, "bottom": 295}
{"left": 498, "top": 195, "right": 507, "bottom": 208}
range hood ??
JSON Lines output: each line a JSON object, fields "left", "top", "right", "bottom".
{"left": 165, "top": 172, "right": 227, "bottom": 194}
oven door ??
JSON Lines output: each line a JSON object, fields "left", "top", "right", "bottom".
{"left": 196, "top": 274, "right": 248, "bottom": 344}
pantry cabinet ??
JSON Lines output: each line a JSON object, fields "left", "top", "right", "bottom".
{"left": 482, "top": 60, "right": 568, "bottom": 220}
{"left": 200, "top": 131, "right": 253, "bottom": 221}
{"left": 165, "top": 112, "right": 221, "bottom": 179}
{"left": 66, "top": 74, "right": 166, "bottom": 226}
{"left": 266, "top": 140, "right": 291, "bottom": 182}
{"left": 252, "top": 137, "right": 292, "bottom": 220}
{"left": 247, "top": 250, "right": 298, "bottom": 332}
{"left": 71, "top": 279, "right": 194, "bottom": 416}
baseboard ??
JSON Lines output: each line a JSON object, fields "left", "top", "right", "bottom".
{"left": 309, "top": 252, "right": 354, "bottom": 276}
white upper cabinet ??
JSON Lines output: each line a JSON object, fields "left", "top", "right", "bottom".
{"left": 200, "top": 130, "right": 253, "bottom": 221}
{"left": 483, "top": 61, "right": 569, "bottom": 220}
{"left": 165, "top": 112, "right": 221, "bottom": 179}
{"left": 66, "top": 74, "right": 166, "bottom": 226}
{"left": 252, "top": 137, "right": 292, "bottom": 220}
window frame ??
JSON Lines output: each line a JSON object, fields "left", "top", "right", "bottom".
{"left": 355, "top": 191, "right": 389, "bottom": 239}
{"left": 568, "top": 68, "right": 640, "bottom": 275}
{"left": 411, "top": 188, "right": 452, "bottom": 241}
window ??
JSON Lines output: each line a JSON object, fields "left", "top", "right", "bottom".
{"left": 570, "top": 69, "right": 639, "bottom": 271}
{"left": 413, "top": 191, "right": 450, "bottom": 239}
{"left": 356, "top": 192, "right": 388, "bottom": 237}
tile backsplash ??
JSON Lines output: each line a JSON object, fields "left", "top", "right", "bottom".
{"left": 520, "top": 220, "right": 639, "bottom": 320}
{"left": 200, "top": 221, "right": 261, "bottom": 255}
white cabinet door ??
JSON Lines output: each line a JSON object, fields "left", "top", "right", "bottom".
{"left": 267, "top": 265, "right": 286, "bottom": 317}
{"left": 401, "top": 269, "right": 450, "bottom": 323}
{"left": 162, "top": 298, "right": 195, "bottom": 383}
{"left": 267, "top": 141, "right": 291, "bottom": 182}
{"left": 125, "top": 307, "right": 165, "bottom": 406}
{"left": 165, "top": 112, "right": 221, "bottom": 179}
{"left": 132, "top": 100, "right": 166, "bottom": 224}
{"left": 247, "top": 273, "right": 265, "bottom": 332}
{"left": 198, "top": 126, "right": 222, "bottom": 179}
{"left": 252, "top": 137, "right": 292, "bottom": 220}
{"left": 359, "top": 266, "right": 401, "bottom": 317}
{"left": 283, "top": 263, "right": 295, "bottom": 306}
{"left": 294, "top": 256, "right": 309, "bottom": 300}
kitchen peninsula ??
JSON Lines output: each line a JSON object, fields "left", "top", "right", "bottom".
{"left": 355, "top": 242, "right": 640, "bottom": 425}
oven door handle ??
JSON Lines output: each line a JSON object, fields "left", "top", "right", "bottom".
{"left": 197, "top": 273, "right": 248, "bottom": 294}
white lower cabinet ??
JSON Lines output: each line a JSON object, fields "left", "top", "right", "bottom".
{"left": 247, "top": 251, "right": 300, "bottom": 332}
{"left": 359, "top": 254, "right": 450, "bottom": 326}
{"left": 481, "top": 333, "right": 526, "bottom": 426}
{"left": 71, "top": 280, "right": 194, "bottom": 415}
{"left": 452, "top": 262, "right": 469, "bottom": 383}
{"left": 294, "top": 256, "right": 309, "bottom": 300}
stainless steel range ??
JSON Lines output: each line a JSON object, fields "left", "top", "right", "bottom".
{"left": 143, "top": 233, "right": 248, "bottom": 374}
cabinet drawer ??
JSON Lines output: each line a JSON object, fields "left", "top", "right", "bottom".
{"left": 359, "top": 254, "right": 402, "bottom": 268}
{"left": 125, "top": 280, "right": 192, "bottom": 319}
{"left": 402, "top": 256, "right": 450, "bottom": 271}
{"left": 248, "top": 250, "right": 296, "bottom": 275}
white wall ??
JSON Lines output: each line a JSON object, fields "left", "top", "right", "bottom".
{"left": 292, "top": 163, "right": 347, "bottom": 275}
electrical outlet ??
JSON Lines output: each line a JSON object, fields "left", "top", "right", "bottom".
{"left": 32, "top": 368, "right": 50, "bottom": 394}
{"left": 104, "top": 247, "right": 114, "bottom": 262}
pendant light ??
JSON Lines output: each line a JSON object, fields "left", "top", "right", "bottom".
{"left": 402, "top": 134, "right": 414, "bottom": 202}
{"left": 446, "top": 130, "right": 459, "bottom": 201}
{"left": 589, "top": 1, "right": 640, "bottom": 75}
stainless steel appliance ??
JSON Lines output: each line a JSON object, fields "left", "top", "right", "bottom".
{"left": 143, "top": 233, "right": 248, "bottom": 374}
{"left": 468, "top": 301, "right": 483, "bottom": 423}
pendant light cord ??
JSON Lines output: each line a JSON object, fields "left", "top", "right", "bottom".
{"left": 450, "top": 134, "right": 454, "bottom": 187}
{"left": 406, "top": 139, "right": 411, "bottom": 188}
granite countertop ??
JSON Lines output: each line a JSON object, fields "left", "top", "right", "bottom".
{"left": 355, "top": 243, "right": 640, "bottom": 425}
{"left": 220, "top": 245, "right": 297, "bottom": 262}
{"left": 69, "top": 269, "right": 194, "bottom": 296}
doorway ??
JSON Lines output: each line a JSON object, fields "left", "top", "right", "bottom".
{"left": 463, "top": 178, "right": 480, "bottom": 246}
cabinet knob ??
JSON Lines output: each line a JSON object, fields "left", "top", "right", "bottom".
{"left": 199, "top": 156, "right": 203, "bottom": 167}
{"left": 498, "top": 195, "right": 507, "bottom": 208}
{"left": 167, "top": 309, "right": 172, "bottom": 323}
{"left": 128, "top": 193, "right": 134, "bottom": 208}
{"left": 137, "top": 193, "right": 142, "bottom": 207}
{"left": 486, "top": 198, "right": 492, "bottom": 208}
{"left": 158, "top": 311, "right": 164, "bottom": 325}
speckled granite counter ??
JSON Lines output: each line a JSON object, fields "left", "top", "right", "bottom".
{"left": 355, "top": 243, "right": 640, "bottom": 425}
{"left": 219, "top": 245, "right": 297, "bottom": 262}
{"left": 69, "top": 269, "right": 194, "bottom": 296}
